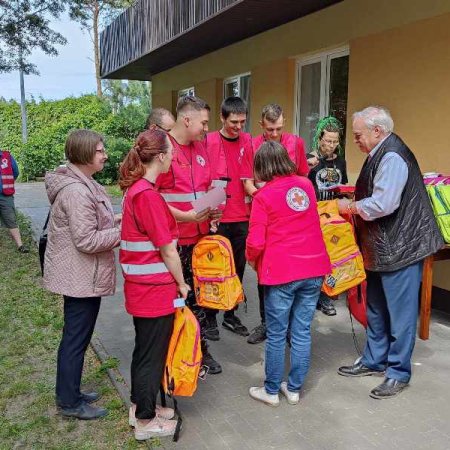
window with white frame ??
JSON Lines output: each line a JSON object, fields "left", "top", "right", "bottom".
{"left": 223, "top": 72, "right": 251, "bottom": 131}
{"left": 295, "top": 47, "right": 349, "bottom": 154}
{"left": 178, "top": 86, "right": 195, "bottom": 98}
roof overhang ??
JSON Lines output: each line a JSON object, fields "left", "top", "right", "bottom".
{"left": 101, "top": 0, "right": 342, "bottom": 80}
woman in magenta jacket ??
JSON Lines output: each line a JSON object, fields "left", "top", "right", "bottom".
{"left": 246, "top": 141, "right": 331, "bottom": 407}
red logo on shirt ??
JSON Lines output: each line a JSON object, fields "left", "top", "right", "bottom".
{"left": 286, "top": 187, "right": 310, "bottom": 212}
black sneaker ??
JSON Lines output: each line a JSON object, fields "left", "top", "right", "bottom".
{"left": 204, "top": 315, "right": 220, "bottom": 341}
{"left": 202, "top": 348, "right": 222, "bottom": 375}
{"left": 316, "top": 296, "right": 336, "bottom": 316}
{"left": 18, "top": 245, "right": 29, "bottom": 254}
{"left": 247, "top": 323, "right": 266, "bottom": 344}
{"left": 222, "top": 315, "right": 249, "bottom": 337}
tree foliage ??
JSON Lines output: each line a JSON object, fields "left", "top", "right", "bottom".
{"left": 0, "top": 92, "right": 151, "bottom": 184}
{"left": 68, "top": 0, "right": 135, "bottom": 96}
{"left": 0, "top": 0, "right": 68, "bottom": 74}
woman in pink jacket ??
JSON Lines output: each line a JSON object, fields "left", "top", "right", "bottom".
{"left": 44, "top": 130, "right": 121, "bottom": 420}
{"left": 246, "top": 141, "right": 331, "bottom": 407}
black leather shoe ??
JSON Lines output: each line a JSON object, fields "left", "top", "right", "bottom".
{"left": 58, "top": 401, "right": 108, "bottom": 420}
{"left": 370, "top": 378, "right": 408, "bottom": 399}
{"left": 81, "top": 391, "right": 101, "bottom": 404}
{"left": 338, "top": 361, "right": 384, "bottom": 377}
{"left": 316, "top": 296, "right": 337, "bottom": 316}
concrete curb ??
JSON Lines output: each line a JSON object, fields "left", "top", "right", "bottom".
{"left": 90, "top": 336, "right": 175, "bottom": 449}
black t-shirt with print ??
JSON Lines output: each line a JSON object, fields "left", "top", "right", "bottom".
{"left": 307, "top": 153, "right": 348, "bottom": 200}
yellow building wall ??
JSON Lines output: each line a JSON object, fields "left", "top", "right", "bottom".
{"left": 346, "top": 12, "right": 450, "bottom": 178}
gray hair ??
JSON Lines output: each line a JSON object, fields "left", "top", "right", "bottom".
{"left": 352, "top": 106, "right": 394, "bottom": 133}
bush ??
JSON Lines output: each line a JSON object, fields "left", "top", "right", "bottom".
{"left": 0, "top": 93, "right": 150, "bottom": 183}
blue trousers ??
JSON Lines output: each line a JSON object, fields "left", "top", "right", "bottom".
{"left": 56, "top": 296, "right": 101, "bottom": 408}
{"left": 264, "top": 277, "right": 323, "bottom": 394}
{"left": 361, "top": 261, "right": 423, "bottom": 383}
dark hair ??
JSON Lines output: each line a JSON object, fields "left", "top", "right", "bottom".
{"left": 119, "top": 129, "right": 170, "bottom": 191}
{"left": 261, "top": 104, "right": 283, "bottom": 123}
{"left": 254, "top": 141, "right": 296, "bottom": 182}
{"left": 145, "top": 107, "right": 174, "bottom": 130}
{"left": 221, "top": 96, "right": 248, "bottom": 119}
{"left": 65, "top": 129, "right": 103, "bottom": 165}
{"left": 176, "top": 95, "right": 210, "bottom": 115}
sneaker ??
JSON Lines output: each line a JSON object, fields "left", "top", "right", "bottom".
{"left": 134, "top": 416, "right": 177, "bottom": 440}
{"left": 58, "top": 401, "right": 108, "bottom": 420}
{"left": 204, "top": 315, "right": 220, "bottom": 341}
{"left": 316, "top": 296, "right": 336, "bottom": 316}
{"left": 129, "top": 404, "right": 175, "bottom": 427}
{"left": 222, "top": 315, "right": 249, "bottom": 337}
{"left": 280, "top": 382, "right": 299, "bottom": 405}
{"left": 202, "top": 347, "right": 222, "bottom": 375}
{"left": 247, "top": 323, "right": 266, "bottom": 344}
{"left": 18, "top": 245, "right": 29, "bottom": 254}
{"left": 248, "top": 387, "right": 280, "bottom": 407}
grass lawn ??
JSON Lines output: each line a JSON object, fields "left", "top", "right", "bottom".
{"left": 0, "top": 214, "right": 151, "bottom": 449}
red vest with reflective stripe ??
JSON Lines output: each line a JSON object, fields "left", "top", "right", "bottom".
{"left": 156, "top": 137, "right": 212, "bottom": 245}
{"left": 0, "top": 151, "right": 15, "bottom": 196}
{"left": 120, "top": 179, "right": 176, "bottom": 286}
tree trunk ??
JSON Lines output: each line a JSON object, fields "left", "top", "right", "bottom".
{"left": 19, "top": 66, "right": 27, "bottom": 144}
{"left": 93, "top": 2, "right": 102, "bottom": 97}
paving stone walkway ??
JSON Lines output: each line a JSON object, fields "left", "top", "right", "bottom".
{"left": 16, "top": 182, "right": 450, "bottom": 450}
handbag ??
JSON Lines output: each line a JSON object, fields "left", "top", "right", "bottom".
{"left": 39, "top": 211, "right": 50, "bottom": 276}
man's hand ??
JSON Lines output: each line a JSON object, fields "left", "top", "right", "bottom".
{"left": 209, "top": 208, "right": 222, "bottom": 221}
{"left": 177, "top": 282, "right": 191, "bottom": 299}
{"left": 337, "top": 198, "right": 352, "bottom": 214}
{"left": 185, "top": 208, "right": 211, "bottom": 223}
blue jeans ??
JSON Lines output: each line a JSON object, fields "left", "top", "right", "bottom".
{"left": 264, "top": 277, "right": 323, "bottom": 394}
{"left": 361, "top": 261, "right": 423, "bottom": 383}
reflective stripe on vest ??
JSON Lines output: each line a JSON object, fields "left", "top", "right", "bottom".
{"left": 161, "top": 191, "right": 206, "bottom": 203}
{"left": 121, "top": 262, "right": 169, "bottom": 275}
{"left": 2, "top": 184, "right": 14, "bottom": 189}
{"left": 2, "top": 175, "right": 14, "bottom": 180}
{"left": 120, "top": 239, "right": 177, "bottom": 252}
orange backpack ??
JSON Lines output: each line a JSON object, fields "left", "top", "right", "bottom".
{"left": 163, "top": 306, "right": 202, "bottom": 397}
{"left": 318, "top": 200, "right": 366, "bottom": 296}
{"left": 192, "top": 235, "right": 244, "bottom": 310}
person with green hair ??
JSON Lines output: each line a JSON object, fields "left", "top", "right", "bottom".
{"left": 307, "top": 116, "right": 348, "bottom": 316}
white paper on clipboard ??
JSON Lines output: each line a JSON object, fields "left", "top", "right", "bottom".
{"left": 191, "top": 187, "right": 226, "bottom": 212}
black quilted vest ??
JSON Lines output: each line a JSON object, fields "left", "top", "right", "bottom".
{"left": 355, "top": 133, "right": 443, "bottom": 272}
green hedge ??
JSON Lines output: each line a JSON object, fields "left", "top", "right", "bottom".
{"left": 0, "top": 95, "right": 149, "bottom": 184}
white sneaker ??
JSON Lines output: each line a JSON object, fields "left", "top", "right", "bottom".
{"left": 134, "top": 416, "right": 177, "bottom": 440}
{"left": 129, "top": 404, "right": 175, "bottom": 427}
{"left": 249, "top": 386, "right": 280, "bottom": 407}
{"left": 280, "top": 382, "right": 300, "bottom": 405}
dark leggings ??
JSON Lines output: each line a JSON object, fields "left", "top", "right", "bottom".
{"left": 130, "top": 314, "right": 174, "bottom": 420}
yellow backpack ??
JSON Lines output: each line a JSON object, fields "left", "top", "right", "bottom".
{"left": 163, "top": 306, "right": 202, "bottom": 397}
{"left": 192, "top": 235, "right": 244, "bottom": 310}
{"left": 318, "top": 200, "right": 366, "bottom": 296}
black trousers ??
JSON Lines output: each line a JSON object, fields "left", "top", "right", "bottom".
{"left": 56, "top": 296, "right": 101, "bottom": 408}
{"left": 205, "top": 221, "right": 249, "bottom": 320}
{"left": 131, "top": 314, "right": 174, "bottom": 420}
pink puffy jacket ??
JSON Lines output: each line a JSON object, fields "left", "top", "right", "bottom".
{"left": 43, "top": 163, "right": 120, "bottom": 298}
